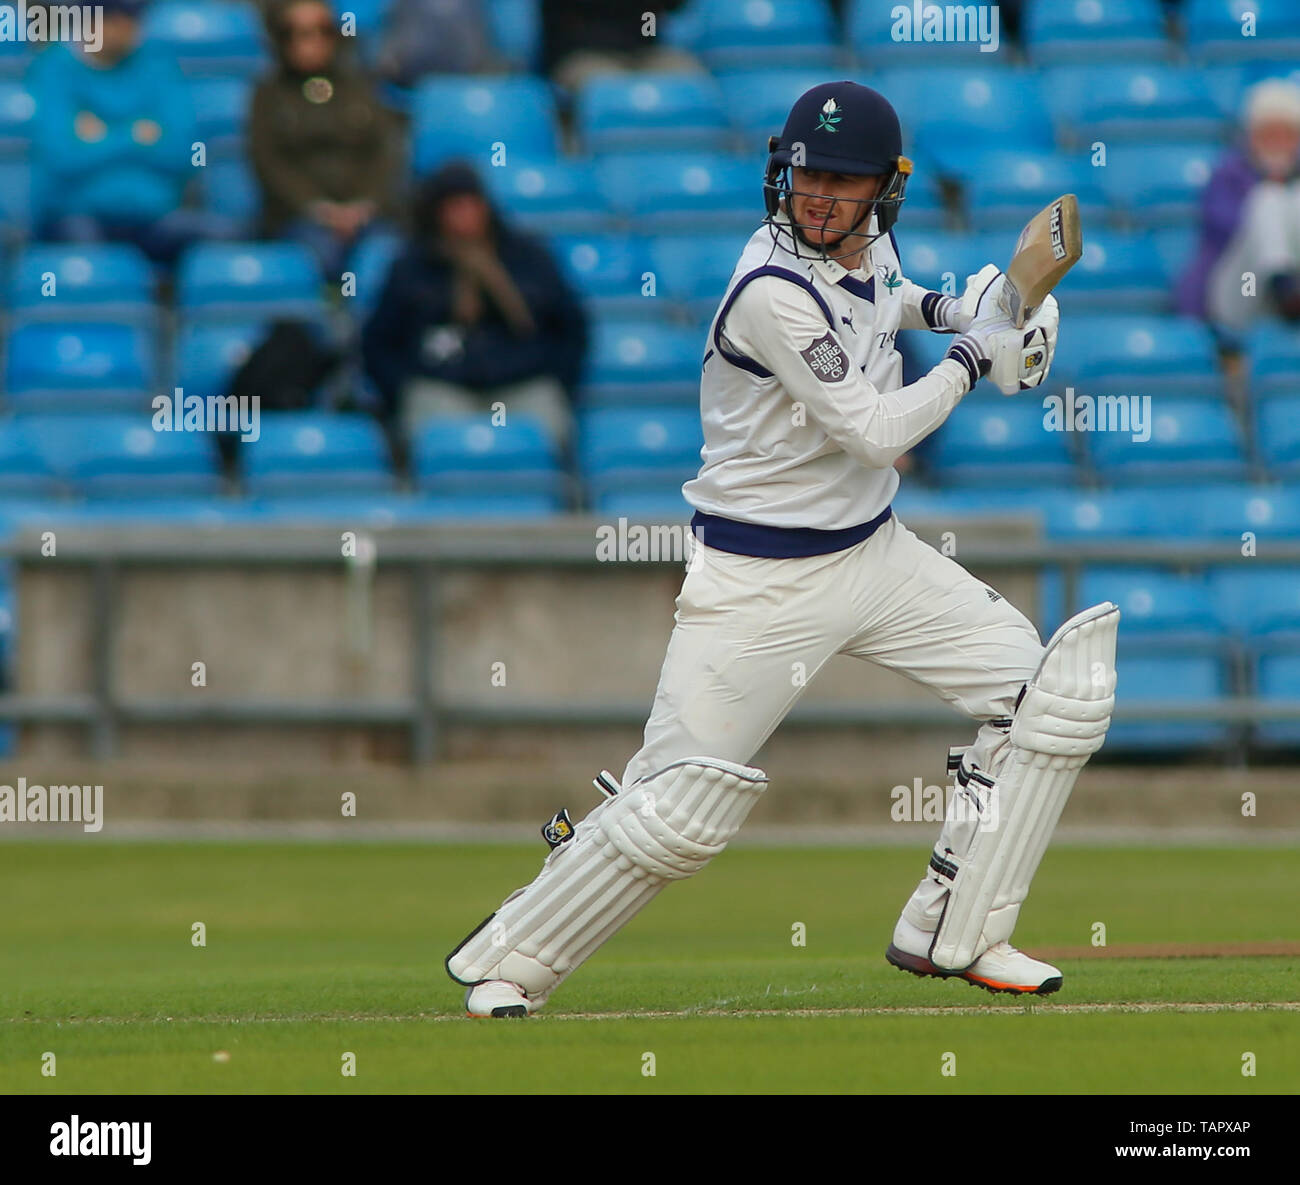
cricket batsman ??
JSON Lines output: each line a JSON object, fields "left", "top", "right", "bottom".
{"left": 447, "top": 82, "right": 1119, "bottom": 1017}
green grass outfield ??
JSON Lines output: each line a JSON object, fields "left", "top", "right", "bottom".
{"left": 1, "top": 843, "right": 1296, "bottom": 1094}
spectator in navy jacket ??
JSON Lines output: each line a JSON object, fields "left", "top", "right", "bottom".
{"left": 27, "top": 0, "right": 231, "bottom": 264}
{"left": 1178, "top": 79, "right": 1300, "bottom": 340}
{"left": 361, "top": 161, "right": 587, "bottom": 445}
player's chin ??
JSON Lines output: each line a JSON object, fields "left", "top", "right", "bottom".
{"left": 798, "top": 225, "right": 847, "bottom": 249}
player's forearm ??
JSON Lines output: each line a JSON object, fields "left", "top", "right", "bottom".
{"left": 843, "top": 357, "right": 971, "bottom": 466}
{"left": 777, "top": 354, "right": 971, "bottom": 470}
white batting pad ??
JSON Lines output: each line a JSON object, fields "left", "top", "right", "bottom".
{"left": 446, "top": 757, "right": 768, "bottom": 1006}
{"left": 929, "top": 602, "right": 1119, "bottom": 971}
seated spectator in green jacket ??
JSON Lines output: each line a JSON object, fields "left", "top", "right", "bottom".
{"left": 251, "top": 0, "right": 401, "bottom": 278}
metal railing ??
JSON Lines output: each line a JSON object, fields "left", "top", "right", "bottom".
{"left": 2, "top": 520, "right": 1298, "bottom": 763}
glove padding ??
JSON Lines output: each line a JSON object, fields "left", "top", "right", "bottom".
{"left": 952, "top": 291, "right": 1059, "bottom": 396}
{"left": 953, "top": 263, "right": 1007, "bottom": 332}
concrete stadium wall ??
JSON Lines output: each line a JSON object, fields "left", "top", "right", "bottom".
{"left": 8, "top": 515, "right": 1042, "bottom": 790}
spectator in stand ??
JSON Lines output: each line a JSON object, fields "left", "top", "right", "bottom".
{"left": 375, "top": 0, "right": 501, "bottom": 89}
{"left": 1178, "top": 79, "right": 1300, "bottom": 340}
{"left": 251, "top": 0, "right": 401, "bottom": 278}
{"left": 541, "top": 0, "right": 699, "bottom": 92}
{"left": 361, "top": 161, "right": 587, "bottom": 446}
{"left": 27, "top": 0, "right": 231, "bottom": 265}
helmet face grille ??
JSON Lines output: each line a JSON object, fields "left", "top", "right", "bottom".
{"left": 762, "top": 160, "right": 909, "bottom": 264}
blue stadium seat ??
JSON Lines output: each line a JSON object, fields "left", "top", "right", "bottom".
{"left": 142, "top": 1, "right": 268, "bottom": 76}
{"left": 581, "top": 318, "right": 703, "bottom": 406}
{"left": 177, "top": 243, "right": 323, "bottom": 322}
{"left": 963, "top": 150, "right": 1112, "bottom": 231}
{"left": 1174, "top": 482, "right": 1300, "bottom": 538}
{"left": 1258, "top": 397, "right": 1300, "bottom": 474}
{"left": 931, "top": 399, "right": 1078, "bottom": 487}
{"left": 174, "top": 322, "right": 263, "bottom": 398}
{"left": 485, "top": 161, "right": 607, "bottom": 233}
{"left": 551, "top": 233, "right": 654, "bottom": 319}
{"left": 1024, "top": 0, "right": 1170, "bottom": 64}
{"left": 253, "top": 490, "right": 561, "bottom": 523}
{"left": 0, "top": 19, "right": 31, "bottom": 79}
{"left": 19, "top": 414, "right": 221, "bottom": 500}
{"left": 8, "top": 244, "right": 154, "bottom": 324}
{"left": 1202, "top": 62, "right": 1253, "bottom": 119}
{"left": 1209, "top": 565, "right": 1300, "bottom": 638}
{"left": 1255, "top": 650, "right": 1300, "bottom": 747}
{"left": 1080, "top": 566, "right": 1222, "bottom": 641}
{"left": 684, "top": 0, "right": 836, "bottom": 69}
{"left": 241, "top": 413, "right": 395, "bottom": 496}
{"left": 345, "top": 230, "right": 404, "bottom": 315}
{"left": 1247, "top": 322, "right": 1300, "bottom": 399}
{"left": 715, "top": 68, "right": 839, "bottom": 142}
{"left": 595, "top": 152, "right": 755, "bottom": 231}
{"left": 577, "top": 72, "right": 730, "bottom": 153}
{"left": 1044, "top": 63, "right": 1224, "bottom": 144}
{"left": 848, "top": 0, "right": 1003, "bottom": 62}
{"left": 646, "top": 231, "right": 747, "bottom": 317}
{"left": 412, "top": 76, "right": 559, "bottom": 173}
{"left": 4, "top": 322, "right": 155, "bottom": 413}
{"left": 409, "top": 414, "right": 564, "bottom": 501}
{"left": 1150, "top": 225, "right": 1197, "bottom": 291}
{"left": 0, "top": 420, "right": 61, "bottom": 497}
{"left": 199, "top": 158, "right": 258, "bottom": 232}
{"left": 486, "top": 0, "right": 541, "bottom": 71}
{"left": 22, "top": 498, "right": 262, "bottom": 526}
{"left": 897, "top": 324, "right": 956, "bottom": 376}
{"left": 875, "top": 68, "right": 1053, "bottom": 180}
{"left": 1094, "top": 142, "right": 1218, "bottom": 226}
{"left": 0, "top": 79, "right": 34, "bottom": 158}
{"left": 893, "top": 229, "right": 1006, "bottom": 293}
{"left": 413, "top": 492, "right": 563, "bottom": 518}
{"left": 895, "top": 486, "right": 1057, "bottom": 520}
{"left": 339, "top": 0, "right": 393, "bottom": 39}
{"left": 1086, "top": 398, "right": 1247, "bottom": 483}
{"left": 1043, "top": 488, "right": 1169, "bottom": 538}
{"left": 593, "top": 488, "right": 693, "bottom": 518}
{"left": 892, "top": 166, "right": 948, "bottom": 230}
{"left": 1051, "top": 314, "right": 1223, "bottom": 396}
{"left": 1185, "top": 0, "right": 1300, "bottom": 63}
{"left": 189, "top": 76, "right": 251, "bottom": 159}
{"left": 1054, "top": 231, "right": 1171, "bottom": 314}
{"left": 579, "top": 406, "right": 703, "bottom": 502}
{"left": 1104, "top": 650, "right": 1232, "bottom": 751}
{"left": 0, "top": 158, "right": 29, "bottom": 234}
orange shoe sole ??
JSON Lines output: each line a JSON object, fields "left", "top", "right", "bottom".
{"left": 886, "top": 944, "right": 1062, "bottom": 996}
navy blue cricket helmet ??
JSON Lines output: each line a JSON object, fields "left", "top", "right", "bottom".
{"left": 764, "top": 81, "right": 913, "bottom": 261}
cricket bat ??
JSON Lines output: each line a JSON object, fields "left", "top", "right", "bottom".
{"left": 999, "top": 194, "right": 1083, "bottom": 328}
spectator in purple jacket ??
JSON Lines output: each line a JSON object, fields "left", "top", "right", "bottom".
{"left": 1178, "top": 79, "right": 1300, "bottom": 339}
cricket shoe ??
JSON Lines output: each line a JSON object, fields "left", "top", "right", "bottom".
{"left": 464, "top": 980, "right": 534, "bottom": 1018}
{"left": 886, "top": 918, "right": 1063, "bottom": 996}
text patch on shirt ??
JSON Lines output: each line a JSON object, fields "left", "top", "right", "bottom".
{"left": 800, "top": 333, "right": 849, "bottom": 382}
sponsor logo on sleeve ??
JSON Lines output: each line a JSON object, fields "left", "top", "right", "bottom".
{"left": 800, "top": 332, "right": 849, "bottom": 382}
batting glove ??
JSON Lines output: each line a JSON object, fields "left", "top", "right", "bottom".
{"left": 946, "top": 293, "right": 1059, "bottom": 396}
{"left": 951, "top": 263, "right": 1007, "bottom": 332}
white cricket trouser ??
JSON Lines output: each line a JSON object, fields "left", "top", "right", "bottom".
{"left": 621, "top": 513, "right": 1044, "bottom": 789}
